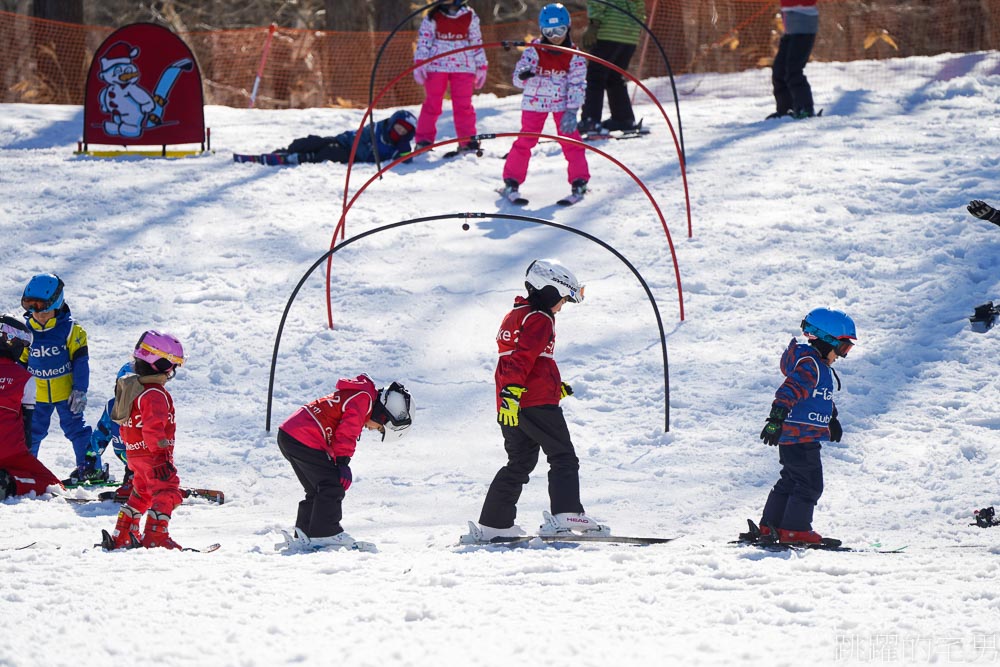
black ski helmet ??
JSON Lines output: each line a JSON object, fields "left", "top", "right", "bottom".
{"left": 0, "top": 313, "right": 33, "bottom": 360}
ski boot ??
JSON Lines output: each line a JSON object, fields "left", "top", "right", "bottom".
{"left": 777, "top": 528, "right": 841, "bottom": 548}
{"left": 141, "top": 511, "right": 182, "bottom": 550}
{"left": 308, "top": 531, "right": 377, "bottom": 553}
{"left": 459, "top": 521, "right": 526, "bottom": 545}
{"left": 539, "top": 511, "right": 610, "bottom": 537}
{"left": 102, "top": 506, "right": 142, "bottom": 550}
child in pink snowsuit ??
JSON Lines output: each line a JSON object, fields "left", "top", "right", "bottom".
{"left": 502, "top": 3, "right": 590, "bottom": 199}
{"left": 413, "top": 0, "right": 488, "bottom": 153}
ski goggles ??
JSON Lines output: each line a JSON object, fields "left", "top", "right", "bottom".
{"left": 0, "top": 321, "right": 32, "bottom": 346}
{"left": 21, "top": 296, "right": 55, "bottom": 313}
{"left": 833, "top": 338, "right": 855, "bottom": 357}
{"left": 388, "top": 119, "right": 415, "bottom": 143}
{"left": 541, "top": 25, "right": 569, "bottom": 40}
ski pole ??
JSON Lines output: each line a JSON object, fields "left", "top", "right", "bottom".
{"left": 248, "top": 23, "right": 276, "bottom": 109}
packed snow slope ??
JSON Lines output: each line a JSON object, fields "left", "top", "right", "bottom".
{"left": 2, "top": 52, "right": 1000, "bottom": 667}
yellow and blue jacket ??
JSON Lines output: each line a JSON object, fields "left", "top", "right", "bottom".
{"left": 20, "top": 305, "right": 90, "bottom": 404}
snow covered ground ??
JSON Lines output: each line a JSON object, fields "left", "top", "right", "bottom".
{"left": 2, "top": 51, "right": 1000, "bottom": 667}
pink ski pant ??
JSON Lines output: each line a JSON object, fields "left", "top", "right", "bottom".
{"left": 415, "top": 71, "right": 478, "bottom": 146}
{"left": 502, "top": 109, "right": 590, "bottom": 185}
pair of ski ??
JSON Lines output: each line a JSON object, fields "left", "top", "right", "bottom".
{"left": 459, "top": 521, "right": 674, "bottom": 548}
{"left": 96, "top": 530, "right": 220, "bottom": 553}
{"left": 60, "top": 479, "right": 225, "bottom": 505}
{"left": 495, "top": 187, "right": 584, "bottom": 207}
{"left": 734, "top": 520, "right": 905, "bottom": 554}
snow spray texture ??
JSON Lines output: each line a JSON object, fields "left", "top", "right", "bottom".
{"left": 83, "top": 23, "right": 205, "bottom": 146}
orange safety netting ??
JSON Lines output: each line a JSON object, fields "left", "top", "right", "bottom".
{"left": 3, "top": 2, "right": 1000, "bottom": 110}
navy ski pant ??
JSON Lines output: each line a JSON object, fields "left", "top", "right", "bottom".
{"left": 771, "top": 32, "right": 816, "bottom": 115}
{"left": 479, "top": 404, "right": 584, "bottom": 529}
{"left": 760, "top": 441, "right": 824, "bottom": 531}
{"left": 31, "top": 399, "right": 94, "bottom": 466}
{"left": 277, "top": 429, "right": 346, "bottom": 538}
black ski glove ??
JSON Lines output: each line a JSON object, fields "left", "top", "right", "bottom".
{"left": 968, "top": 200, "right": 1000, "bottom": 225}
{"left": 759, "top": 405, "right": 788, "bottom": 446}
{"left": 152, "top": 461, "right": 176, "bottom": 482}
{"left": 517, "top": 69, "right": 536, "bottom": 81}
{"left": 828, "top": 415, "right": 843, "bottom": 442}
{"left": 335, "top": 456, "right": 352, "bottom": 491}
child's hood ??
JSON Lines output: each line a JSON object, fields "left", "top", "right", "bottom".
{"left": 336, "top": 374, "right": 377, "bottom": 399}
{"left": 779, "top": 337, "right": 822, "bottom": 377}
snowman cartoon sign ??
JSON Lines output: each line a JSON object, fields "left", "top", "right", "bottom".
{"left": 83, "top": 23, "right": 205, "bottom": 149}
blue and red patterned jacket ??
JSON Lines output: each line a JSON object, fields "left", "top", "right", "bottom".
{"left": 771, "top": 338, "right": 836, "bottom": 445}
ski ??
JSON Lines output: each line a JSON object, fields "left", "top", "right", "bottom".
{"left": 495, "top": 187, "right": 528, "bottom": 206}
{"left": 580, "top": 128, "right": 650, "bottom": 142}
{"left": 62, "top": 487, "right": 224, "bottom": 505}
{"left": 732, "top": 540, "right": 906, "bottom": 554}
{"left": 233, "top": 152, "right": 295, "bottom": 166}
{"left": 442, "top": 146, "right": 483, "bottom": 159}
{"left": 97, "top": 529, "right": 220, "bottom": 553}
{"left": 146, "top": 58, "right": 194, "bottom": 127}
{"left": 0, "top": 542, "right": 38, "bottom": 551}
{"left": 556, "top": 192, "right": 585, "bottom": 206}
{"left": 460, "top": 530, "right": 675, "bottom": 547}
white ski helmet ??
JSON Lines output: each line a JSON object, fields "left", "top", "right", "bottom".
{"left": 371, "top": 381, "right": 413, "bottom": 442}
{"left": 525, "top": 259, "right": 585, "bottom": 304}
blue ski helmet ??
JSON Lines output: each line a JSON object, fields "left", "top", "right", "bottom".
{"left": 22, "top": 273, "right": 65, "bottom": 313}
{"left": 539, "top": 3, "right": 571, "bottom": 40}
{"left": 801, "top": 308, "right": 857, "bottom": 357}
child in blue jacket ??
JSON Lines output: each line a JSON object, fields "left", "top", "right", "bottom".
{"left": 270, "top": 110, "right": 417, "bottom": 165}
{"left": 20, "top": 274, "right": 101, "bottom": 483}
{"left": 752, "top": 308, "right": 856, "bottom": 546}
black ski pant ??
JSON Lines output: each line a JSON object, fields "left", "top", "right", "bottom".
{"left": 478, "top": 404, "right": 584, "bottom": 529}
{"left": 277, "top": 429, "right": 346, "bottom": 538}
{"left": 283, "top": 135, "right": 351, "bottom": 164}
{"left": 582, "top": 40, "right": 637, "bottom": 129}
{"left": 760, "top": 441, "right": 824, "bottom": 532}
{"left": 771, "top": 32, "right": 816, "bottom": 115}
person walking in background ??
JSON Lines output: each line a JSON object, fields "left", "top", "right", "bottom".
{"left": 579, "top": 0, "right": 646, "bottom": 134}
{"left": 412, "top": 0, "right": 488, "bottom": 155}
{"left": 767, "top": 0, "right": 819, "bottom": 120}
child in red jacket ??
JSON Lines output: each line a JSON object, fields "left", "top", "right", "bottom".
{"left": 0, "top": 314, "right": 61, "bottom": 500}
{"left": 103, "top": 331, "right": 186, "bottom": 550}
{"left": 275, "top": 374, "right": 413, "bottom": 553}
{"left": 462, "top": 260, "right": 608, "bottom": 544}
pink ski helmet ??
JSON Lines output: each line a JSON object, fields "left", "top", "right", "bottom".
{"left": 133, "top": 330, "right": 185, "bottom": 374}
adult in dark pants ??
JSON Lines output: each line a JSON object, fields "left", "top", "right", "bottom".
{"left": 579, "top": 0, "right": 646, "bottom": 134}
{"left": 767, "top": 0, "right": 819, "bottom": 119}
{"left": 754, "top": 308, "right": 857, "bottom": 545}
{"left": 462, "top": 259, "right": 609, "bottom": 544}
{"left": 275, "top": 374, "right": 413, "bottom": 553}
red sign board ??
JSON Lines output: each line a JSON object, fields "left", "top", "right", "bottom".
{"left": 83, "top": 23, "right": 204, "bottom": 147}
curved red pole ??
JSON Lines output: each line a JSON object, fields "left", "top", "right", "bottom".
{"left": 331, "top": 132, "right": 684, "bottom": 325}
{"left": 330, "top": 41, "right": 692, "bottom": 328}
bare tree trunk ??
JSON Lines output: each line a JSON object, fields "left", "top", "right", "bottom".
{"left": 32, "top": 0, "right": 81, "bottom": 22}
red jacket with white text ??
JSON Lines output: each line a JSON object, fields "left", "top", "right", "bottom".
{"left": 495, "top": 297, "right": 562, "bottom": 410}
{"left": 279, "top": 375, "right": 377, "bottom": 458}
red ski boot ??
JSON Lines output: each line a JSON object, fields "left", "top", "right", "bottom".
{"left": 777, "top": 528, "right": 823, "bottom": 545}
{"left": 141, "top": 511, "right": 183, "bottom": 550}
{"left": 102, "top": 506, "right": 142, "bottom": 550}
